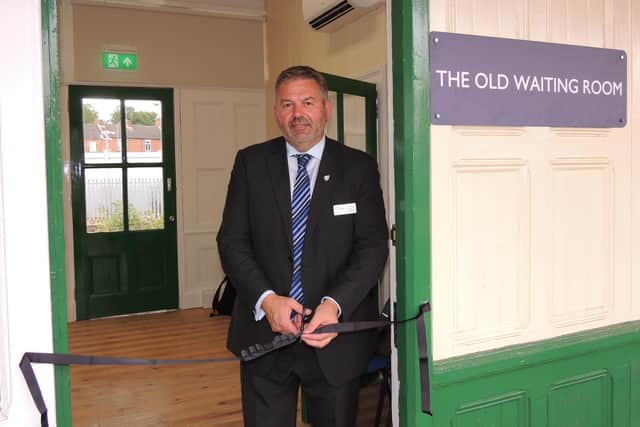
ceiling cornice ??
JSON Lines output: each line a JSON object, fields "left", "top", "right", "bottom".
{"left": 71, "top": 0, "right": 266, "bottom": 21}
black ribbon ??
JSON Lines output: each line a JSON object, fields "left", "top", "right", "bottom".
{"left": 415, "top": 302, "right": 432, "bottom": 415}
{"left": 20, "top": 303, "right": 432, "bottom": 426}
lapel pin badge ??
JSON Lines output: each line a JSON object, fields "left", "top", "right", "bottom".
{"left": 323, "top": 175, "right": 330, "bottom": 182}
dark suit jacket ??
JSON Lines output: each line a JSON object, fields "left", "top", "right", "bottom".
{"left": 217, "top": 136, "right": 388, "bottom": 386}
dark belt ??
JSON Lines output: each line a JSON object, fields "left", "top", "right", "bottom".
{"left": 20, "top": 303, "right": 432, "bottom": 427}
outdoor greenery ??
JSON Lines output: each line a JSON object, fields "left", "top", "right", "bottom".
{"left": 110, "top": 106, "right": 158, "bottom": 126}
{"left": 83, "top": 104, "right": 98, "bottom": 123}
{"left": 89, "top": 200, "right": 163, "bottom": 233}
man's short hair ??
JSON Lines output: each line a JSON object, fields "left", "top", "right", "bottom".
{"left": 275, "top": 65, "right": 329, "bottom": 100}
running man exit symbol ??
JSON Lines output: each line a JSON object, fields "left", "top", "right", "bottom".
{"left": 103, "top": 52, "right": 137, "bottom": 71}
{"left": 107, "top": 54, "right": 118, "bottom": 68}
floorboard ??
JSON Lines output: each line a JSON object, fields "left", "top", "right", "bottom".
{"left": 69, "top": 308, "right": 390, "bottom": 426}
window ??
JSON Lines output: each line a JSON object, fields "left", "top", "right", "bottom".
{"left": 144, "top": 139, "right": 151, "bottom": 152}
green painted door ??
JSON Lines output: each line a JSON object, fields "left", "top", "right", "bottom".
{"left": 69, "top": 85, "right": 178, "bottom": 320}
{"left": 391, "top": 1, "right": 640, "bottom": 426}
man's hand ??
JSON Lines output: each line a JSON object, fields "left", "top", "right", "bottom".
{"left": 301, "top": 299, "right": 339, "bottom": 348}
{"left": 262, "top": 294, "right": 304, "bottom": 335}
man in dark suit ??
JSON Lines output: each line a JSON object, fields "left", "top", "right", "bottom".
{"left": 217, "top": 65, "right": 388, "bottom": 427}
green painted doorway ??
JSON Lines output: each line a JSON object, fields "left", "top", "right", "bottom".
{"left": 69, "top": 85, "right": 179, "bottom": 320}
{"left": 323, "top": 72, "right": 378, "bottom": 157}
{"left": 392, "top": 2, "right": 640, "bottom": 426}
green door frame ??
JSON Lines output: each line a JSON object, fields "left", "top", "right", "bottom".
{"left": 42, "top": 0, "right": 72, "bottom": 425}
{"left": 323, "top": 72, "right": 378, "bottom": 156}
{"left": 392, "top": 1, "right": 433, "bottom": 426}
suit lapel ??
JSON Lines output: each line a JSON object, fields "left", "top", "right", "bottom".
{"left": 305, "top": 139, "right": 338, "bottom": 239}
{"left": 266, "top": 138, "right": 293, "bottom": 251}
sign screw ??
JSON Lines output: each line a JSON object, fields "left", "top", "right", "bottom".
{"left": 435, "top": 113, "right": 441, "bottom": 119}
{"left": 434, "top": 37, "right": 439, "bottom": 44}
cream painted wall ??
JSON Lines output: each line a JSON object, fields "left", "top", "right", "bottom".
{"left": 264, "top": 0, "right": 387, "bottom": 137}
{"left": 71, "top": 4, "right": 264, "bottom": 88}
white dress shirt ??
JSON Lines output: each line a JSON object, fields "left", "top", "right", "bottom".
{"left": 254, "top": 137, "right": 341, "bottom": 320}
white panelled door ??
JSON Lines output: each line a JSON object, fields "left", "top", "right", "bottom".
{"left": 429, "top": 0, "right": 635, "bottom": 360}
{"left": 177, "top": 88, "right": 266, "bottom": 308}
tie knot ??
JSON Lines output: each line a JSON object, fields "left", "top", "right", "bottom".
{"left": 296, "top": 154, "right": 311, "bottom": 168}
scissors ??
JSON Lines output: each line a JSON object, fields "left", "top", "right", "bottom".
{"left": 290, "top": 309, "right": 314, "bottom": 336}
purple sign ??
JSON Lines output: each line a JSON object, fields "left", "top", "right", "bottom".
{"left": 430, "top": 32, "right": 627, "bottom": 127}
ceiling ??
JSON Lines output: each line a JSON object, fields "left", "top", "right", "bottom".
{"left": 158, "top": 0, "right": 265, "bottom": 12}
{"left": 73, "top": 0, "right": 266, "bottom": 19}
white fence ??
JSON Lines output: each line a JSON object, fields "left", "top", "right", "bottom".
{"left": 85, "top": 176, "right": 163, "bottom": 224}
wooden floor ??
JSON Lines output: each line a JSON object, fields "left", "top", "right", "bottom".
{"left": 69, "top": 308, "right": 390, "bottom": 426}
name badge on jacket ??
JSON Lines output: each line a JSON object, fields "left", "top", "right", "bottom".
{"left": 333, "top": 202, "right": 357, "bottom": 216}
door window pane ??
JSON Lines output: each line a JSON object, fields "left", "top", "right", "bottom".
{"left": 343, "top": 94, "right": 366, "bottom": 152}
{"left": 127, "top": 167, "right": 164, "bottom": 231}
{"left": 326, "top": 91, "right": 338, "bottom": 140}
{"left": 85, "top": 168, "right": 123, "bottom": 233}
{"left": 82, "top": 98, "right": 122, "bottom": 164}
{"left": 125, "top": 100, "right": 163, "bottom": 164}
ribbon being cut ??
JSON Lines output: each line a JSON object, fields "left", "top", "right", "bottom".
{"left": 20, "top": 303, "right": 432, "bottom": 427}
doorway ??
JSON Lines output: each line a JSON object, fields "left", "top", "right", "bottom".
{"left": 47, "top": 2, "right": 392, "bottom": 426}
{"left": 69, "top": 85, "right": 178, "bottom": 320}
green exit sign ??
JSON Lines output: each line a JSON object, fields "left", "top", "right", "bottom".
{"left": 103, "top": 52, "right": 137, "bottom": 71}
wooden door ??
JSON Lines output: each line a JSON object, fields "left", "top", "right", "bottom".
{"left": 177, "top": 88, "right": 266, "bottom": 308}
{"left": 393, "top": 0, "right": 640, "bottom": 425}
{"left": 69, "top": 85, "right": 178, "bottom": 320}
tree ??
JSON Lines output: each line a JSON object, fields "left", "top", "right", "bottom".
{"left": 83, "top": 104, "right": 98, "bottom": 123}
{"left": 111, "top": 106, "right": 158, "bottom": 126}
{"left": 130, "top": 110, "right": 158, "bottom": 126}
{"left": 110, "top": 106, "right": 123, "bottom": 124}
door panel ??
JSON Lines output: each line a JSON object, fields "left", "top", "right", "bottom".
{"left": 70, "top": 86, "right": 178, "bottom": 320}
{"left": 429, "top": 0, "right": 633, "bottom": 361}
{"left": 178, "top": 88, "right": 265, "bottom": 308}
{"left": 343, "top": 94, "right": 367, "bottom": 152}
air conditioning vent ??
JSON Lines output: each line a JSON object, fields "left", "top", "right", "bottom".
{"left": 303, "top": 0, "right": 384, "bottom": 32}
{"left": 308, "top": 1, "right": 354, "bottom": 31}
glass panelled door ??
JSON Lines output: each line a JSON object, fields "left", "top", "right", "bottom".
{"left": 323, "top": 73, "right": 377, "bottom": 157}
{"left": 69, "top": 86, "right": 178, "bottom": 320}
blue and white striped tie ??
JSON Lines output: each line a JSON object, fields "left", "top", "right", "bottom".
{"left": 290, "top": 154, "right": 311, "bottom": 305}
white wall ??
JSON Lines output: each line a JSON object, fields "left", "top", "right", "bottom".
{"left": 0, "top": 0, "right": 57, "bottom": 425}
